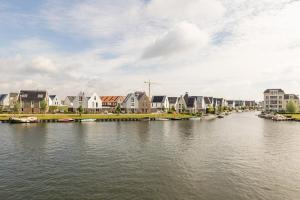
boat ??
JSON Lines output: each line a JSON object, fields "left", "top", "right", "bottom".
{"left": 189, "top": 117, "right": 201, "bottom": 120}
{"left": 202, "top": 115, "right": 217, "bottom": 120}
{"left": 140, "top": 117, "right": 151, "bottom": 121}
{"left": 155, "top": 118, "right": 169, "bottom": 121}
{"left": 57, "top": 118, "right": 74, "bottom": 122}
{"left": 217, "top": 114, "right": 225, "bottom": 118}
{"left": 80, "top": 119, "right": 96, "bottom": 122}
{"left": 170, "top": 117, "right": 181, "bottom": 120}
{"left": 9, "top": 116, "right": 38, "bottom": 123}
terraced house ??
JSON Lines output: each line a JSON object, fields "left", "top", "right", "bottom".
{"left": 18, "top": 90, "right": 48, "bottom": 113}
{"left": 122, "top": 91, "right": 150, "bottom": 114}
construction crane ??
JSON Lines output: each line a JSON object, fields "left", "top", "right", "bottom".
{"left": 144, "top": 80, "right": 159, "bottom": 98}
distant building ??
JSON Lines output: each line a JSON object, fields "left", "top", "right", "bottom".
{"left": 0, "top": 93, "right": 18, "bottom": 111}
{"left": 64, "top": 96, "right": 76, "bottom": 111}
{"left": 87, "top": 92, "right": 102, "bottom": 112}
{"left": 18, "top": 90, "right": 48, "bottom": 113}
{"left": 101, "top": 96, "right": 125, "bottom": 109}
{"left": 49, "top": 95, "right": 61, "bottom": 106}
{"left": 263, "top": 89, "right": 285, "bottom": 111}
{"left": 184, "top": 93, "right": 206, "bottom": 113}
{"left": 283, "top": 94, "right": 299, "bottom": 111}
{"left": 122, "top": 91, "right": 150, "bottom": 113}
{"left": 151, "top": 95, "right": 169, "bottom": 112}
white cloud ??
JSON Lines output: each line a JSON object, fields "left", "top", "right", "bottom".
{"left": 142, "top": 21, "right": 209, "bottom": 59}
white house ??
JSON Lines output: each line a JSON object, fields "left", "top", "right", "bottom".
{"left": 0, "top": 94, "right": 9, "bottom": 108}
{"left": 151, "top": 95, "right": 169, "bottom": 112}
{"left": 64, "top": 96, "right": 76, "bottom": 108}
{"left": 87, "top": 92, "right": 102, "bottom": 112}
{"left": 49, "top": 95, "right": 61, "bottom": 106}
{"left": 0, "top": 93, "right": 19, "bottom": 111}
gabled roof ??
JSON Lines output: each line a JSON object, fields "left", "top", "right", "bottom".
{"left": 152, "top": 95, "right": 166, "bottom": 103}
{"left": 186, "top": 97, "right": 196, "bottom": 107}
{"left": 66, "top": 96, "right": 76, "bottom": 102}
{"left": 204, "top": 97, "right": 213, "bottom": 104}
{"left": 101, "top": 96, "right": 125, "bottom": 103}
{"left": 135, "top": 91, "right": 146, "bottom": 100}
{"left": 49, "top": 95, "right": 56, "bottom": 100}
{"left": 264, "top": 89, "right": 284, "bottom": 93}
{"left": 0, "top": 94, "right": 8, "bottom": 102}
{"left": 9, "top": 93, "right": 18, "bottom": 98}
{"left": 168, "top": 97, "right": 178, "bottom": 104}
{"left": 19, "top": 90, "right": 47, "bottom": 101}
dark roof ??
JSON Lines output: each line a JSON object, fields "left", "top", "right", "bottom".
{"left": 0, "top": 94, "right": 8, "bottom": 102}
{"left": 168, "top": 97, "right": 178, "bottom": 104}
{"left": 66, "top": 96, "right": 76, "bottom": 102}
{"left": 186, "top": 97, "right": 196, "bottom": 107}
{"left": 264, "top": 89, "right": 284, "bottom": 93}
{"left": 49, "top": 95, "right": 56, "bottom": 100}
{"left": 284, "top": 94, "right": 299, "bottom": 100}
{"left": 204, "top": 97, "right": 212, "bottom": 104}
{"left": 19, "top": 90, "right": 47, "bottom": 101}
{"left": 227, "top": 100, "right": 234, "bottom": 104}
{"left": 152, "top": 96, "right": 166, "bottom": 103}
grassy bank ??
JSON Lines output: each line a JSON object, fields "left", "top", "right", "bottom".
{"left": 283, "top": 114, "right": 300, "bottom": 120}
{"left": 0, "top": 113, "right": 192, "bottom": 121}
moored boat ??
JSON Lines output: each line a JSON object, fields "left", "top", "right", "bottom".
{"left": 80, "top": 119, "right": 96, "bottom": 122}
{"left": 57, "top": 118, "right": 74, "bottom": 122}
{"left": 9, "top": 116, "right": 38, "bottom": 123}
{"left": 202, "top": 115, "right": 217, "bottom": 120}
{"left": 189, "top": 117, "right": 201, "bottom": 120}
{"left": 155, "top": 118, "right": 169, "bottom": 121}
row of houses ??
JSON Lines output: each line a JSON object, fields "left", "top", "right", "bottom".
{"left": 0, "top": 90, "right": 257, "bottom": 114}
{"left": 263, "top": 89, "right": 299, "bottom": 112}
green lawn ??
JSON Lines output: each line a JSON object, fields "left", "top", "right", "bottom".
{"left": 0, "top": 113, "right": 192, "bottom": 121}
{"left": 283, "top": 114, "right": 300, "bottom": 120}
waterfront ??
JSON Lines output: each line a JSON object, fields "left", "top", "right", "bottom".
{"left": 0, "top": 112, "right": 300, "bottom": 200}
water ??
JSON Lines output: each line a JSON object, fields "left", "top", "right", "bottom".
{"left": 0, "top": 112, "right": 300, "bottom": 200}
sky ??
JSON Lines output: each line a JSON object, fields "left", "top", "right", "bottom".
{"left": 1, "top": 0, "right": 300, "bottom": 100}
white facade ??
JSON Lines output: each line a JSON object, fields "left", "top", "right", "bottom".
{"left": 0, "top": 94, "right": 9, "bottom": 107}
{"left": 87, "top": 93, "right": 102, "bottom": 109}
{"left": 151, "top": 96, "right": 169, "bottom": 111}
{"left": 49, "top": 95, "right": 61, "bottom": 106}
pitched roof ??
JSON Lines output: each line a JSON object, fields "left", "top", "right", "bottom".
{"left": 19, "top": 90, "right": 47, "bottom": 101}
{"left": 204, "top": 97, "right": 212, "bottom": 104}
{"left": 66, "top": 96, "right": 76, "bottom": 102}
{"left": 100, "top": 96, "right": 125, "bottom": 103}
{"left": 152, "top": 95, "right": 166, "bottom": 103}
{"left": 168, "top": 97, "right": 178, "bottom": 104}
{"left": 49, "top": 95, "right": 56, "bottom": 100}
{"left": 9, "top": 93, "right": 18, "bottom": 98}
{"left": 264, "top": 89, "right": 284, "bottom": 93}
{"left": 0, "top": 94, "right": 8, "bottom": 102}
{"left": 186, "top": 97, "right": 196, "bottom": 107}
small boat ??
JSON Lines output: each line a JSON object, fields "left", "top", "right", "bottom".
{"left": 217, "top": 114, "right": 225, "bottom": 118}
{"left": 140, "top": 117, "right": 151, "bottom": 121}
{"left": 170, "top": 117, "right": 181, "bottom": 120}
{"left": 189, "top": 117, "right": 201, "bottom": 120}
{"left": 202, "top": 115, "right": 217, "bottom": 120}
{"left": 9, "top": 116, "right": 38, "bottom": 123}
{"left": 80, "top": 119, "right": 96, "bottom": 122}
{"left": 57, "top": 118, "right": 74, "bottom": 122}
{"left": 155, "top": 118, "right": 169, "bottom": 121}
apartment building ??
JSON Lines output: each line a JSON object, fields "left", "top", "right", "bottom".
{"left": 263, "top": 89, "right": 285, "bottom": 111}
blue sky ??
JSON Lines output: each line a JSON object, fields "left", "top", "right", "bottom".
{"left": 1, "top": 0, "right": 300, "bottom": 100}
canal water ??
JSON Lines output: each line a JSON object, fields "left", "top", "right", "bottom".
{"left": 0, "top": 112, "right": 300, "bottom": 200}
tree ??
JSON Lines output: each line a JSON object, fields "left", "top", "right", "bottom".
{"left": 78, "top": 105, "right": 83, "bottom": 116}
{"left": 13, "top": 102, "right": 21, "bottom": 114}
{"left": 286, "top": 100, "right": 298, "bottom": 113}
{"left": 207, "top": 105, "right": 214, "bottom": 114}
{"left": 115, "top": 104, "right": 121, "bottom": 114}
{"left": 40, "top": 99, "right": 48, "bottom": 114}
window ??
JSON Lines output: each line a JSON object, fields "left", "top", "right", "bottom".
{"left": 38, "top": 94, "right": 43, "bottom": 98}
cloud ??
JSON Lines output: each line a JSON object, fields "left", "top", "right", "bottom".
{"left": 27, "top": 56, "right": 58, "bottom": 74}
{"left": 142, "top": 22, "right": 209, "bottom": 59}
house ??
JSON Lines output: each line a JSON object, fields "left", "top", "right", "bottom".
{"left": 183, "top": 93, "right": 206, "bottom": 113}
{"left": 168, "top": 97, "right": 178, "bottom": 111}
{"left": 87, "top": 92, "right": 102, "bottom": 113}
{"left": 0, "top": 93, "right": 19, "bottom": 111}
{"left": 263, "top": 89, "right": 285, "bottom": 111}
{"left": 245, "top": 100, "right": 256, "bottom": 108}
{"left": 226, "top": 100, "right": 235, "bottom": 109}
{"left": 204, "top": 97, "right": 213, "bottom": 108}
{"left": 151, "top": 96, "right": 169, "bottom": 112}
{"left": 213, "top": 98, "right": 226, "bottom": 108}
{"left": 64, "top": 96, "right": 76, "bottom": 112}
{"left": 122, "top": 91, "right": 150, "bottom": 113}
{"left": 234, "top": 100, "right": 245, "bottom": 108}
{"left": 101, "top": 96, "right": 125, "bottom": 112}
{"left": 18, "top": 90, "right": 48, "bottom": 113}
{"left": 283, "top": 94, "right": 299, "bottom": 111}
{"left": 177, "top": 95, "right": 187, "bottom": 113}
{"left": 73, "top": 91, "right": 89, "bottom": 111}
{"left": 0, "top": 94, "right": 9, "bottom": 110}
{"left": 49, "top": 95, "right": 61, "bottom": 106}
